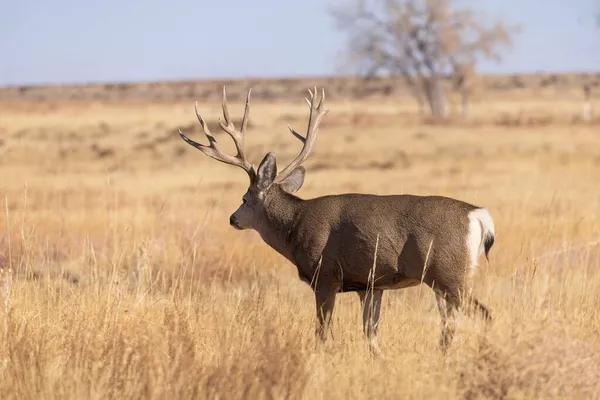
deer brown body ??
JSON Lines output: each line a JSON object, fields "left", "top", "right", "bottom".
{"left": 178, "top": 87, "right": 495, "bottom": 355}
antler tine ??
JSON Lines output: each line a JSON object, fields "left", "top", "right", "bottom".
{"left": 176, "top": 102, "right": 221, "bottom": 155}
{"left": 240, "top": 88, "right": 252, "bottom": 134}
{"left": 287, "top": 124, "right": 306, "bottom": 143}
{"left": 218, "top": 87, "right": 252, "bottom": 163}
{"left": 319, "top": 87, "right": 325, "bottom": 108}
{"left": 177, "top": 87, "right": 255, "bottom": 181}
{"left": 194, "top": 101, "right": 212, "bottom": 138}
{"left": 220, "top": 86, "right": 233, "bottom": 128}
{"left": 276, "top": 87, "right": 329, "bottom": 182}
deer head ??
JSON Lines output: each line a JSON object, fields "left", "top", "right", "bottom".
{"left": 178, "top": 87, "right": 329, "bottom": 231}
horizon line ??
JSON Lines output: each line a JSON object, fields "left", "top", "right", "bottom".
{"left": 2, "top": 68, "right": 600, "bottom": 89}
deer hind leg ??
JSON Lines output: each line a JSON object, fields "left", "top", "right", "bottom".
{"left": 469, "top": 297, "right": 492, "bottom": 322}
{"left": 459, "top": 277, "right": 492, "bottom": 323}
{"left": 461, "top": 267, "right": 492, "bottom": 323}
{"left": 435, "top": 292, "right": 458, "bottom": 354}
{"left": 358, "top": 289, "right": 384, "bottom": 358}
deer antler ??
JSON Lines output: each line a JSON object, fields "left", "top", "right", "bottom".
{"left": 276, "top": 87, "right": 329, "bottom": 182}
{"left": 178, "top": 87, "right": 256, "bottom": 182}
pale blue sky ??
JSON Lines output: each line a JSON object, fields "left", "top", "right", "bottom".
{"left": 1, "top": 0, "right": 599, "bottom": 86}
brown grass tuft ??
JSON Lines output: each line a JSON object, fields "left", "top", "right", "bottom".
{"left": 455, "top": 325, "right": 600, "bottom": 399}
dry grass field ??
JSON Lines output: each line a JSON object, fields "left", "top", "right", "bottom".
{"left": 1, "top": 80, "right": 600, "bottom": 399}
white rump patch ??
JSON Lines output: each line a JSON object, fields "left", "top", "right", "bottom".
{"left": 467, "top": 208, "right": 495, "bottom": 275}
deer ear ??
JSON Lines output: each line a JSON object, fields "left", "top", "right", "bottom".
{"left": 256, "top": 152, "right": 277, "bottom": 191}
{"left": 279, "top": 167, "right": 305, "bottom": 194}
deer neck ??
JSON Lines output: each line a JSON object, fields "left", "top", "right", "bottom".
{"left": 254, "top": 187, "right": 303, "bottom": 263}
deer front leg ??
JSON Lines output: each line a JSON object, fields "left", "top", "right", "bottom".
{"left": 358, "top": 289, "right": 384, "bottom": 358}
{"left": 314, "top": 284, "right": 339, "bottom": 342}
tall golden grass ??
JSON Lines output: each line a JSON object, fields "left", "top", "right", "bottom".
{"left": 0, "top": 89, "right": 599, "bottom": 399}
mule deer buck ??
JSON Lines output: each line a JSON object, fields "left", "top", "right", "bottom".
{"left": 178, "top": 87, "right": 495, "bottom": 355}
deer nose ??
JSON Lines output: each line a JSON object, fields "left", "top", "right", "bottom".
{"left": 229, "top": 215, "right": 237, "bottom": 226}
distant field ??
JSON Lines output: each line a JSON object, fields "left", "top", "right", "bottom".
{"left": 1, "top": 72, "right": 599, "bottom": 102}
{"left": 0, "top": 76, "right": 600, "bottom": 398}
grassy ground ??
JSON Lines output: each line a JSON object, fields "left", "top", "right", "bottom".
{"left": 0, "top": 88, "right": 600, "bottom": 399}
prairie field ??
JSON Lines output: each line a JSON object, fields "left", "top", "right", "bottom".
{"left": 0, "top": 82, "right": 600, "bottom": 399}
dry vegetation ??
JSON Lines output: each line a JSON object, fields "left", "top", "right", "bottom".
{"left": 1, "top": 78, "right": 600, "bottom": 399}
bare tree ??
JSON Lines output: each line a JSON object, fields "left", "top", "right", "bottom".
{"left": 330, "top": 0, "right": 516, "bottom": 118}
{"left": 450, "top": 61, "right": 477, "bottom": 117}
